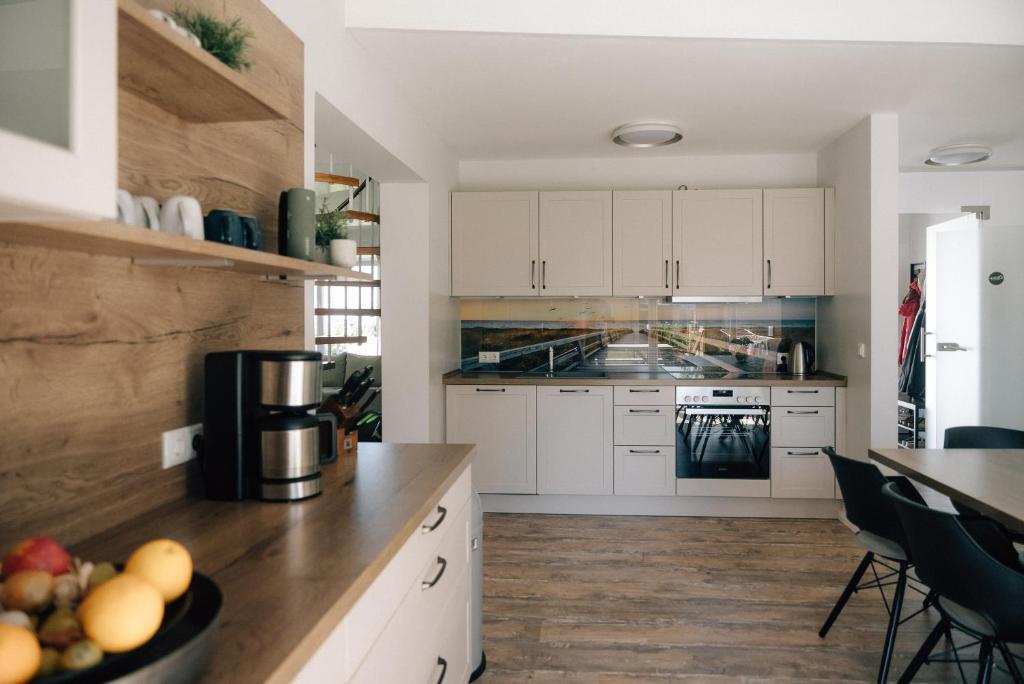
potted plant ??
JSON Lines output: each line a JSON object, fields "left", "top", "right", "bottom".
{"left": 316, "top": 198, "right": 357, "bottom": 267}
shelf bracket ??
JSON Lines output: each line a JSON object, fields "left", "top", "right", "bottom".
{"left": 132, "top": 257, "right": 235, "bottom": 268}
{"left": 269, "top": 273, "right": 370, "bottom": 282}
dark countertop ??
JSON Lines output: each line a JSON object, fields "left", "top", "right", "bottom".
{"left": 73, "top": 443, "right": 475, "bottom": 684}
{"left": 442, "top": 369, "right": 847, "bottom": 387}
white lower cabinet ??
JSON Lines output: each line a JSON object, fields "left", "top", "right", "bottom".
{"left": 614, "top": 446, "right": 676, "bottom": 496}
{"left": 294, "top": 467, "right": 473, "bottom": 684}
{"left": 446, "top": 385, "right": 537, "bottom": 494}
{"left": 537, "top": 386, "right": 613, "bottom": 495}
{"left": 771, "top": 448, "right": 835, "bottom": 499}
{"left": 773, "top": 406, "right": 836, "bottom": 447}
{"left": 613, "top": 405, "right": 675, "bottom": 446}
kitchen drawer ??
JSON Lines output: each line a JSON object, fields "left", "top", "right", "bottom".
{"left": 770, "top": 386, "right": 835, "bottom": 407}
{"left": 614, "top": 405, "right": 676, "bottom": 446}
{"left": 614, "top": 385, "right": 675, "bottom": 406}
{"left": 771, "top": 448, "right": 836, "bottom": 499}
{"left": 773, "top": 407, "right": 835, "bottom": 447}
{"left": 614, "top": 446, "right": 675, "bottom": 496}
{"left": 432, "top": 582, "right": 471, "bottom": 684}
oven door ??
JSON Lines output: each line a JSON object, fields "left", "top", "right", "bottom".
{"left": 675, "top": 406, "right": 771, "bottom": 479}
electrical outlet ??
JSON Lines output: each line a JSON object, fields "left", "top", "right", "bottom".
{"left": 478, "top": 351, "right": 501, "bottom": 364}
{"left": 162, "top": 423, "right": 203, "bottom": 469}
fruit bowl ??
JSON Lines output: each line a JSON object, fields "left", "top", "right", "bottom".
{"left": 33, "top": 572, "right": 221, "bottom": 684}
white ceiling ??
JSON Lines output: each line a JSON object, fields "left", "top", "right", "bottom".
{"left": 348, "top": 30, "right": 1024, "bottom": 170}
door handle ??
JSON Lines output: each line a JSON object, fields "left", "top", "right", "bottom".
{"left": 422, "top": 556, "right": 448, "bottom": 589}
{"left": 786, "top": 410, "right": 820, "bottom": 415}
{"left": 664, "top": 259, "right": 669, "bottom": 289}
{"left": 531, "top": 259, "right": 536, "bottom": 289}
{"left": 628, "top": 449, "right": 662, "bottom": 454}
{"left": 628, "top": 409, "right": 661, "bottom": 414}
{"left": 475, "top": 388, "right": 506, "bottom": 392}
{"left": 786, "top": 450, "right": 821, "bottom": 456}
{"left": 936, "top": 342, "right": 968, "bottom": 352}
{"left": 421, "top": 505, "right": 447, "bottom": 533}
{"left": 541, "top": 260, "right": 547, "bottom": 289}
{"left": 675, "top": 260, "right": 680, "bottom": 289}
{"left": 787, "top": 389, "right": 819, "bottom": 394}
{"left": 559, "top": 389, "right": 590, "bottom": 393}
{"left": 628, "top": 389, "right": 660, "bottom": 393}
{"left": 766, "top": 259, "right": 772, "bottom": 289}
{"left": 432, "top": 656, "right": 448, "bottom": 684}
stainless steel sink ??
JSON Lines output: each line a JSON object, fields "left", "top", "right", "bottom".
{"left": 515, "top": 370, "right": 608, "bottom": 379}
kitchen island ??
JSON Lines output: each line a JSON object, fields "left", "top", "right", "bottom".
{"left": 72, "top": 443, "right": 475, "bottom": 683}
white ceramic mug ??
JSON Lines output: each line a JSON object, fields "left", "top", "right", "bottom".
{"left": 133, "top": 196, "right": 161, "bottom": 230}
{"left": 116, "top": 189, "right": 139, "bottom": 226}
{"left": 160, "top": 196, "right": 204, "bottom": 239}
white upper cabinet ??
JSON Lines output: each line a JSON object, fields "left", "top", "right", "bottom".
{"left": 537, "top": 386, "right": 613, "bottom": 495}
{"left": 612, "top": 191, "right": 672, "bottom": 296}
{"left": 763, "top": 188, "right": 825, "bottom": 296}
{"left": 673, "top": 189, "right": 763, "bottom": 296}
{"left": 538, "top": 191, "right": 613, "bottom": 297}
{"left": 451, "top": 192, "right": 539, "bottom": 296}
{"left": 0, "top": 0, "right": 117, "bottom": 220}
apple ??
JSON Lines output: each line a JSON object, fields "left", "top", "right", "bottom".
{"left": 2, "top": 537, "right": 72, "bottom": 577}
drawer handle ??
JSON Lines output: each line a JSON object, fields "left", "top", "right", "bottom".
{"left": 628, "top": 449, "right": 662, "bottom": 454}
{"left": 787, "top": 450, "right": 821, "bottom": 456}
{"left": 433, "top": 656, "right": 448, "bottom": 684}
{"left": 786, "top": 410, "right": 820, "bottom": 415}
{"left": 559, "top": 389, "right": 590, "bottom": 393}
{"left": 787, "top": 389, "right": 820, "bottom": 394}
{"left": 422, "top": 556, "right": 448, "bottom": 590}
{"left": 422, "top": 505, "right": 447, "bottom": 533}
{"left": 475, "top": 388, "right": 506, "bottom": 392}
{"left": 628, "top": 389, "right": 660, "bottom": 393}
{"left": 628, "top": 409, "right": 661, "bottom": 414}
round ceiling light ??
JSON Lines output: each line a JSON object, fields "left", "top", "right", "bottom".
{"left": 925, "top": 144, "right": 992, "bottom": 167}
{"left": 612, "top": 122, "right": 683, "bottom": 148}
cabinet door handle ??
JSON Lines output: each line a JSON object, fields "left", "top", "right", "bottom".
{"left": 787, "top": 450, "right": 821, "bottom": 456}
{"left": 541, "top": 260, "right": 547, "bottom": 289}
{"left": 531, "top": 260, "right": 536, "bottom": 289}
{"left": 628, "top": 388, "right": 659, "bottom": 393}
{"left": 664, "top": 259, "right": 669, "bottom": 289}
{"left": 628, "top": 409, "right": 661, "bottom": 414}
{"left": 559, "top": 389, "right": 590, "bottom": 393}
{"left": 628, "top": 449, "right": 662, "bottom": 454}
{"left": 432, "top": 656, "right": 448, "bottom": 684}
{"left": 421, "top": 505, "right": 447, "bottom": 533}
{"left": 422, "top": 556, "right": 448, "bottom": 589}
{"left": 675, "top": 260, "right": 680, "bottom": 289}
{"left": 767, "top": 259, "right": 772, "bottom": 289}
{"left": 475, "top": 388, "right": 506, "bottom": 393}
{"left": 786, "top": 409, "right": 820, "bottom": 415}
{"left": 787, "top": 389, "right": 820, "bottom": 394}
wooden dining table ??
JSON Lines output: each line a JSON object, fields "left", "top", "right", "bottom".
{"left": 869, "top": 448, "right": 1024, "bottom": 532}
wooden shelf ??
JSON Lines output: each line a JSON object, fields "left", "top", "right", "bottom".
{"left": 315, "top": 279, "right": 381, "bottom": 288}
{"left": 315, "top": 172, "right": 361, "bottom": 188}
{"left": 315, "top": 336, "right": 368, "bottom": 345}
{"left": 342, "top": 211, "right": 380, "bottom": 223}
{"left": 117, "top": 0, "right": 289, "bottom": 123}
{"left": 0, "top": 221, "right": 375, "bottom": 280}
{"left": 357, "top": 246, "right": 380, "bottom": 256}
{"left": 315, "top": 308, "right": 382, "bottom": 317}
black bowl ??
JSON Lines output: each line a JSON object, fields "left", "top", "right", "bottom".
{"left": 35, "top": 572, "right": 222, "bottom": 684}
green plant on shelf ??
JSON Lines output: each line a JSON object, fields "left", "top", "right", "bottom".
{"left": 171, "top": 6, "right": 253, "bottom": 71}
{"left": 316, "top": 197, "right": 349, "bottom": 248}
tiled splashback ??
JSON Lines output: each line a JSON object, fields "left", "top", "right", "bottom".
{"left": 460, "top": 298, "right": 816, "bottom": 373}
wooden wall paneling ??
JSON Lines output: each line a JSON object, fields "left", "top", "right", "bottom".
{"left": 0, "top": 243, "right": 304, "bottom": 547}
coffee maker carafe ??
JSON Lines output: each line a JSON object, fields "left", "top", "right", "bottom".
{"left": 200, "top": 350, "right": 336, "bottom": 502}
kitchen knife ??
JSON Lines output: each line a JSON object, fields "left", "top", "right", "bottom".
{"left": 339, "top": 366, "right": 374, "bottom": 405}
{"left": 335, "top": 368, "right": 364, "bottom": 402}
{"left": 347, "top": 375, "right": 375, "bottom": 407}
{"left": 355, "top": 387, "right": 379, "bottom": 414}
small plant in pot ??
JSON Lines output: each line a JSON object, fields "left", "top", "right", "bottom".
{"left": 316, "top": 198, "right": 357, "bottom": 267}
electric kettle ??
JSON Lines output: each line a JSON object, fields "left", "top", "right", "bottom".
{"left": 790, "top": 341, "right": 814, "bottom": 375}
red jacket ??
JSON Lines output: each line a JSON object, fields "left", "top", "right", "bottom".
{"left": 898, "top": 280, "right": 922, "bottom": 365}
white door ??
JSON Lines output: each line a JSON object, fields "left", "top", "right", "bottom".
{"left": 0, "top": 0, "right": 117, "bottom": 220}
{"left": 763, "top": 188, "right": 825, "bottom": 295}
{"left": 537, "top": 386, "right": 613, "bottom": 495}
{"left": 539, "top": 191, "right": 613, "bottom": 296}
{"left": 613, "top": 190, "right": 672, "bottom": 296}
{"left": 923, "top": 215, "right": 1024, "bottom": 445}
{"left": 673, "top": 189, "right": 763, "bottom": 296}
{"left": 446, "top": 386, "right": 537, "bottom": 494}
{"left": 451, "top": 192, "right": 539, "bottom": 296}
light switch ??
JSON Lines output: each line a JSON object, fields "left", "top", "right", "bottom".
{"left": 858, "top": 343, "right": 867, "bottom": 358}
{"left": 478, "top": 351, "right": 500, "bottom": 363}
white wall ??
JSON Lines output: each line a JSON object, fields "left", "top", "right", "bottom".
{"left": 900, "top": 170, "right": 1024, "bottom": 228}
{"left": 458, "top": 153, "right": 817, "bottom": 190}
{"left": 816, "top": 114, "right": 900, "bottom": 459}
{"left": 264, "top": 0, "right": 459, "bottom": 443}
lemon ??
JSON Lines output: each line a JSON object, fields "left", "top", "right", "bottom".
{"left": 124, "top": 539, "right": 193, "bottom": 603}
{"left": 77, "top": 574, "right": 163, "bottom": 653}
{"left": 0, "top": 624, "right": 41, "bottom": 684}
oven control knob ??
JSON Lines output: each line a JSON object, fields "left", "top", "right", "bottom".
{"left": 683, "top": 395, "right": 692, "bottom": 403}
{"left": 743, "top": 396, "right": 752, "bottom": 403}
{"left": 754, "top": 395, "right": 762, "bottom": 403}
{"left": 702, "top": 396, "right": 709, "bottom": 403}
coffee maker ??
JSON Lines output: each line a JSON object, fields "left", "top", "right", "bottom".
{"left": 199, "top": 350, "right": 336, "bottom": 502}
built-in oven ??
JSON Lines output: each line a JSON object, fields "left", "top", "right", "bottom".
{"left": 675, "top": 386, "right": 771, "bottom": 480}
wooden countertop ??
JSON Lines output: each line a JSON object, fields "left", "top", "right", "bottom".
{"left": 442, "top": 369, "right": 847, "bottom": 387}
{"left": 72, "top": 443, "right": 475, "bottom": 683}
{"left": 869, "top": 448, "right": 1024, "bottom": 532}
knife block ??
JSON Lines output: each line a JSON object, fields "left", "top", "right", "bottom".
{"left": 318, "top": 396, "right": 358, "bottom": 484}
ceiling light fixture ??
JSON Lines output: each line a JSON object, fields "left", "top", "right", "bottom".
{"left": 925, "top": 144, "right": 991, "bottom": 166}
{"left": 612, "top": 122, "right": 682, "bottom": 148}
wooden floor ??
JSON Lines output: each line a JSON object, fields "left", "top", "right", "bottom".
{"left": 480, "top": 514, "right": 1019, "bottom": 683}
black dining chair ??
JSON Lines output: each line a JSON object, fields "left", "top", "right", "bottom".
{"left": 821, "top": 447, "right": 931, "bottom": 683}
{"left": 944, "top": 426, "right": 1024, "bottom": 543}
{"left": 882, "top": 482, "right": 1024, "bottom": 684}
